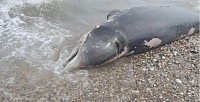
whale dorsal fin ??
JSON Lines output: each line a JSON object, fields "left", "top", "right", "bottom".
{"left": 107, "top": 9, "right": 121, "bottom": 20}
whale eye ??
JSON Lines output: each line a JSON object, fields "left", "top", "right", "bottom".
{"left": 115, "top": 42, "right": 120, "bottom": 53}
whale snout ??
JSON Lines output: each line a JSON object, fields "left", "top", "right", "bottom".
{"left": 63, "top": 24, "right": 127, "bottom": 71}
{"left": 64, "top": 40, "right": 119, "bottom": 71}
{"left": 63, "top": 49, "right": 85, "bottom": 71}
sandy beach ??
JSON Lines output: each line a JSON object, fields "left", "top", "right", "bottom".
{"left": 1, "top": 33, "right": 199, "bottom": 101}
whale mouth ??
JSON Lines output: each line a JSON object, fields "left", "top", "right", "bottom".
{"left": 63, "top": 41, "right": 123, "bottom": 70}
{"left": 63, "top": 48, "right": 79, "bottom": 68}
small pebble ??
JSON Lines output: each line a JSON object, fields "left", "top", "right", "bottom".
{"left": 191, "top": 64, "right": 195, "bottom": 68}
{"left": 153, "top": 59, "right": 158, "bottom": 62}
{"left": 173, "top": 51, "right": 178, "bottom": 56}
{"left": 132, "top": 90, "right": 139, "bottom": 94}
{"left": 175, "top": 61, "right": 180, "bottom": 64}
{"left": 161, "top": 56, "right": 166, "bottom": 59}
{"left": 190, "top": 50, "right": 199, "bottom": 54}
{"left": 175, "top": 79, "right": 182, "bottom": 84}
{"left": 150, "top": 67, "right": 154, "bottom": 71}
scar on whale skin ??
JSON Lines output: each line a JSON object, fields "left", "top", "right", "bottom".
{"left": 144, "top": 38, "right": 162, "bottom": 48}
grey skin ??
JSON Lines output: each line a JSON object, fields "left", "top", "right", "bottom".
{"left": 64, "top": 6, "right": 199, "bottom": 70}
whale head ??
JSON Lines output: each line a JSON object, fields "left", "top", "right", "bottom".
{"left": 64, "top": 26, "right": 127, "bottom": 71}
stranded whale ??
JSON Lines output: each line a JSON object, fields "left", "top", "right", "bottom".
{"left": 64, "top": 6, "right": 199, "bottom": 70}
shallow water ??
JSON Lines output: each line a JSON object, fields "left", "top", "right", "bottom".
{"left": 0, "top": 0, "right": 199, "bottom": 100}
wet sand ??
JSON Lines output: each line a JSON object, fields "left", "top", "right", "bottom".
{"left": 1, "top": 33, "right": 199, "bottom": 101}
